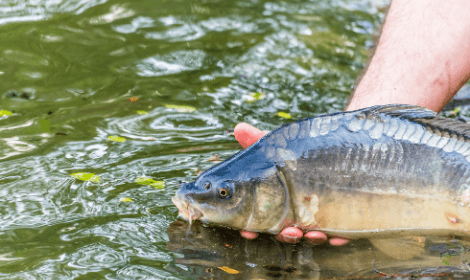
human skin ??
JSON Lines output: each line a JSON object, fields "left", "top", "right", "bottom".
{"left": 347, "top": 0, "right": 470, "bottom": 112}
{"left": 234, "top": 0, "right": 470, "bottom": 245}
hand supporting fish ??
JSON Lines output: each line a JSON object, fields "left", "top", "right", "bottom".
{"left": 234, "top": 122, "right": 349, "bottom": 246}
{"left": 173, "top": 105, "right": 470, "bottom": 244}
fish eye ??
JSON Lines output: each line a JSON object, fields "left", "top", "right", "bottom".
{"left": 218, "top": 188, "right": 229, "bottom": 198}
{"left": 203, "top": 181, "right": 211, "bottom": 190}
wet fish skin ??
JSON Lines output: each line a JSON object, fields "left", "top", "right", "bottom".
{"left": 173, "top": 147, "right": 289, "bottom": 233}
{"left": 173, "top": 105, "right": 470, "bottom": 238}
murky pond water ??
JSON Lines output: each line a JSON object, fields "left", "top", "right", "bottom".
{"left": 1, "top": 0, "right": 470, "bottom": 279}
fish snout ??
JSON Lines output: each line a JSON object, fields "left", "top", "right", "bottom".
{"left": 172, "top": 193, "right": 203, "bottom": 222}
{"left": 171, "top": 195, "right": 186, "bottom": 212}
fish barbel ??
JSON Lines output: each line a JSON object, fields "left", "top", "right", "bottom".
{"left": 172, "top": 105, "right": 470, "bottom": 239}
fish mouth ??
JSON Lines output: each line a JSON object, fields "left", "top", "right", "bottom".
{"left": 172, "top": 195, "right": 203, "bottom": 224}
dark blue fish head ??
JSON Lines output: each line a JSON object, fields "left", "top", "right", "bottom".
{"left": 172, "top": 141, "right": 291, "bottom": 233}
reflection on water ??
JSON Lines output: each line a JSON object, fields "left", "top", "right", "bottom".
{"left": 0, "top": 0, "right": 108, "bottom": 24}
{"left": 0, "top": 0, "right": 469, "bottom": 278}
{"left": 167, "top": 221, "right": 470, "bottom": 279}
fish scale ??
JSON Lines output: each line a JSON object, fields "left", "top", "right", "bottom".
{"left": 173, "top": 104, "right": 470, "bottom": 239}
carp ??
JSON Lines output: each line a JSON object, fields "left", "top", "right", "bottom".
{"left": 172, "top": 104, "right": 470, "bottom": 239}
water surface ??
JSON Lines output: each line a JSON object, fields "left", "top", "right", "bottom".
{"left": 1, "top": 0, "right": 469, "bottom": 279}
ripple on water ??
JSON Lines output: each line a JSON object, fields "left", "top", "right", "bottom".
{"left": 112, "top": 16, "right": 154, "bottom": 34}
{"left": 68, "top": 243, "right": 126, "bottom": 270}
{"left": 88, "top": 5, "right": 135, "bottom": 25}
{"left": 0, "top": 0, "right": 108, "bottom": 25}
{"left": 115, "top": 265, "right": 180, "bottom": 279}
{"left": 145, "top": 23, "right": 205, "bottom": 42}
{"left": 0, "top": 137, "right": 202, "bottom": 230}
{"left": 136, "top": 50, "right": 206, "bottom": 77}
{"left": 0, "top": 0, "right": 399, "bottom": 278}
{"left": 61, "top": 218, "right": 173, "bottom": 261}
{"left": 104, "top": 107, "right": 224, "bottom": 144}
{"left": 0, "top": 218, "right": 176, "bottom": 278}
{"left": 0, "top": 137, "right": 37, "bottom": 160}
{"left": 227, "top": 31, "right": 315, "bottom": 82}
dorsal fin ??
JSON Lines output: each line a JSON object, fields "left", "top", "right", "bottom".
{"left": 364, "top": 104, "right": 470, "bottom": 139}
{"left": 368, "top": 104, "right": 437, "bottom": 119}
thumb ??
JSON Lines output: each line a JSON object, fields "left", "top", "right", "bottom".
{"left": 234, "top": 123, "right": 268, "bottom": 148}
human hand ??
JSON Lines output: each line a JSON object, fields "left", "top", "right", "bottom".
{"left": 233, "top": 123, "right": 349, "bottom": 246}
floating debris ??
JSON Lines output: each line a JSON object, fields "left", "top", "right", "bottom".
{"left": 108, "top": 135, "right": 126, "bottom": 142}
{"left": 119, "top": 197, "right": 133, "bottom": 202}
{"left": 0, "top": 110, "right": 12, "bottom": 117}
{"left": 71, "top": 172, "right": 101, "bottom": 183}
{"left": 135, "top": 177, "right": 165, "bottom": 189}
{"left": 6, "top": 91, "right": 31, "bottom": 99}
{"left": 276, "top": 112, "right": 292, "bottom": 119}
{"left": 208, "top": 154, "right": 222, "bottom": 162}
{"left": 218, "top": 266, "right": 240, "bottom": 274}
{"left": 165, "top": 104, "right": 196, "bottom": 112}
{"left": 243, "top": 92, "right": 265, "bottom": 103}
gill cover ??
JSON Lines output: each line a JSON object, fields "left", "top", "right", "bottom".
{"left": 174, "top": 142, "right": 292, "bottom": 233}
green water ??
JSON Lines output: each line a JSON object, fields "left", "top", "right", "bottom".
{"left": 1, "top": 0, "right": 469, "bottom": 279}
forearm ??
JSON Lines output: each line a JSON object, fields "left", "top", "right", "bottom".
{"left": 347, "top": 0, "right": 470, "bottom": 113}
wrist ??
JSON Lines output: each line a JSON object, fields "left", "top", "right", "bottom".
{"left": 347, "top": 0, "right": 470, "bottom": 113}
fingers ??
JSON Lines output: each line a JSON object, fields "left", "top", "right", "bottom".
{"left": 275, "top": 227, "right": 303, "bottom": 243}
{"left": 240, "top": 228, "right": 349, "bottom": 246}
{"left": 240, "top": 230, "right": 258, "bottom": 240}
{"left": 328, "top": 238, "right": 350, "bottom": 246}
{"left": 234, "top": 123, "right": 268, "bottom": 148}
{"left": 304, "top": 232, "right": 349, "bottom": 246}
{"left": 304, "top": 231, "right": 328, "bottom": 244}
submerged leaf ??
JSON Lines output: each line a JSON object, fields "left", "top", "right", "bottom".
{"left": 277, "top": 112, "right": 292, "bottom": 119}
{"left": 71, "top": 172, "right": 101, "bottom": 183}
{"left": 0, "top": 110, "right": 12, "bottom": 116}
{"left": 136, "top": 177, "right": 165, "bottom": 189}
{"left": 165, "top": 104, "right": 196, "bottom": 112}
{"left": 243, "top": 92, "right": 266, "bottom": 103}
{"left": 108, "top": 135, "right": 126, "bottom": 142}
{"left": 150, "top": 181, "right": 165, "bottom": 189}
{"left": 136, "top": 110, "right": 148, "bottom": 115}
{"left": 218, "top": 266, "right": 240, "bottom": 274}
{"left": 135, "top": 177, "right": 155, "bottom": 185}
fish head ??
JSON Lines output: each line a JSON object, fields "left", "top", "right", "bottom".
{"left": 172, "top": 175, "right": 253, "bottom": 230}
{"left": 173, "top": 146, "right": 290, "bottom": 233}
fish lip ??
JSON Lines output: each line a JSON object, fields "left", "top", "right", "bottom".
{"left": 172, "top": 195, "right": 203, "bottom": 222}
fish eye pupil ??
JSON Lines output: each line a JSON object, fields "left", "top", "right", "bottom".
{"left": 203, "top": 182, "right": 211, "bottom": 190}
{"left": 218, "top": 188, "right": 228, "bottom": 198}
